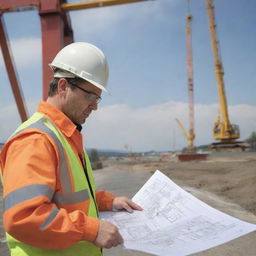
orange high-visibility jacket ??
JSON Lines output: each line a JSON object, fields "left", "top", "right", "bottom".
{"left": 0, "top": 101, "right": 116, "bottom": 249}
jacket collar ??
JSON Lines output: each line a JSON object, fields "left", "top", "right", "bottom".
{"left": 37, "top": 101, "right": 78, "bottom": 137}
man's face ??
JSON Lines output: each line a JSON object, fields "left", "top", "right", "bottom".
{"left": 61, "top": 79, "right": 102, "bottom": 125}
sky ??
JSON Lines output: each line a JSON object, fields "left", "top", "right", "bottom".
{"left": 0, "top": 0, "right": 256, "bottom": 152}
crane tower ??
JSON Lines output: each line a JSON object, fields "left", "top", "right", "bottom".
{"left": 175, "top": 9, "right": 195, "bottom": 152}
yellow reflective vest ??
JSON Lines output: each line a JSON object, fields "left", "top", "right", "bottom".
{"left": 1, "top": 112, "right": 102, "bottom": 256}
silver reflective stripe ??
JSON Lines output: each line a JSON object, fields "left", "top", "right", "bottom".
{"left": 53, "top": 189, "right": 89, "bottom": 206}
{"left": 11, "top": 118, "right": 73, "bottom": 194}
{"left": 40, "top": 207, "right": 60, "bottom": 230}
{"left": 3, "top": 184, "right": 54, "bottom": 212}
{"left": 9, "top": 117, "right": 89, "bottom": 207}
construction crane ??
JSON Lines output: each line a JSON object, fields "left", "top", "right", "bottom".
{"left": 206, "top": 0, "right": 246, "bottom": 151}
{"left": 175, "top": 118, "right": 194, "bottom": 152}
{"left": 124, "top": 144, "right": 133, "bottom": 157}
{"left": 176, "top": 2, "right": 195, "bottom": 152}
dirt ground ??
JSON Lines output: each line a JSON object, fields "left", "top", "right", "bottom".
{"left": 148, "top": 152, "right": 256, "bottom": 216}
{"left": 101, "top": 152, "right": 256, "bottom": 216}
{"left": 0, "top": 152, "right": 255, "bottom": 255}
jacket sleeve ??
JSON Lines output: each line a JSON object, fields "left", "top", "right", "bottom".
{"left": 1, "top": 132, "right": 99, "bottom": 249}
{"left": 96, "top": 190, "right": 116, "bottom": 211}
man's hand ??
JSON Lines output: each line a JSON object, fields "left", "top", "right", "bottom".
{"left": 112, "top": 196, "right": 143, "bottom": 213}
{"left": 93, "top": 220, "right": 123, "bottom": 249}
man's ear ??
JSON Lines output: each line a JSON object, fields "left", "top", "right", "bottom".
{"left": 57, "top": 78, "right": 68, "bottom": 96}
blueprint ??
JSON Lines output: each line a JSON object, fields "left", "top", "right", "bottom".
{"left": 100, "top": 170, "right": 256, "bottom": 256}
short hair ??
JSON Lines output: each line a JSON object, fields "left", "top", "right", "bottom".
{"left": 48, "top": 78, "right": 59, "bottom": 97}
{"left": 48, "top": 77, "right": 86, "bottom": 97}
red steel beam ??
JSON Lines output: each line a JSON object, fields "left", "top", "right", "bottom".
{"left": 2, "top": 0, "right": 148, "bottom": 101}
{"left": 39, "top": 0, "right": 73, "bottom": 100}
{"left": 0, "top": 0, "right": 39, "bottom": 13}
{"left": 0, "top": 14, "right": 28, "bottom": 122}
{"left": 0, "top": 0, "right": 73, "bottom": 100}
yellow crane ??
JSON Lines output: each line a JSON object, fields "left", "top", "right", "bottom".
{"left": 124, "top": 144, "right": 133, "bottom": 157}
{"left": 206, "top": 0, "right": 246, "bottom": 151}
{"left": 175, "top": 118, "right": 194, "bottom": 152}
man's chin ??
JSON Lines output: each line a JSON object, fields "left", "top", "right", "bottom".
{"left": 79, "top": 118, "right": 87, "bottom": 125}
{"left": 78, "top": 113, "right": 91, "bottom": 125}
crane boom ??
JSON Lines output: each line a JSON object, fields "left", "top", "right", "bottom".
{"left": 0, "top": 0, "right": 150, "bottom": 13}
{"left": 175, "top": 118, "right": 194, "bottom": 152}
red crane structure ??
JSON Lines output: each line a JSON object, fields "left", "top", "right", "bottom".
{"left": 175, "top": 11, "right": 195, "bottom": 152}
{"left": 0, "top": 0, "right": 149, "bottom": 122}
{"left": 176, "top": 2, "right": 208, "bottom": 161}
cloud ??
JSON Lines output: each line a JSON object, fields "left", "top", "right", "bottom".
{"left": 83, "top": 102, "right": 256, "bottom": 152}
{"left": 0, "top": 104, "right": 21, "bottom": 141}
{"left": 0, "top": 100, "right": 38, "bottom": 142}
{"left": 71, "top": 6, "right": 122, "bottom": 37}
{"left": 1, "top": 100, "right": 255, "bottom": 151}
{"left": 0, "top": 37, "right": 41, "bottom": 69}
{"left": 71, "top": 0, "right": 180, "bottom": 39}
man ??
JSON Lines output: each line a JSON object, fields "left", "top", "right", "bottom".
{"left": 0, "top": 42, "right": 142, "bottom": 256}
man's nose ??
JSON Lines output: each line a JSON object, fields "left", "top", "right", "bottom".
{"left": 89, "top": 101, "right": 98, "bottom": 111}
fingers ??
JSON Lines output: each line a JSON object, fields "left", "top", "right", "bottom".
{"left": 93, "top": 220, "right": 124, "bottom": 249}
{"left": 112, "top": 197, "right": 143, "bottom": 213}
{"left": 123, "top": 204, "right": 133, "bottom": 213}
{"left": 115, "top": 229, "right": 124, "bottom": 244}
{"left": 111, "top": 234, "right": 123, "bottom": 247}
{"left": 127, "top": 200, "right": 143, "bottom": 211}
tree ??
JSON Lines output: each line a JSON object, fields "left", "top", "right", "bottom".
{"left": 246, "top": 131, "right": 256, "bottom": 151}
{"left": 89, "top": 149, "right": 103, "bottom": 170}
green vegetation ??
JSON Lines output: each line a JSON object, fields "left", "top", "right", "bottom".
{"left": 246, "top": 131, "right": 256, "bottom": 151}
{"left": 88, "top": 149, "right": 103, "bottom": 170}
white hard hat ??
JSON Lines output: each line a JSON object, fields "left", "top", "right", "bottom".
{"left": 49, "top": 42, "right": 109, "bottom": 92}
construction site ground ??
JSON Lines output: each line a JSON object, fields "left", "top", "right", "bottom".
{"left": 1, "top": 152, "right": 256, "bottom": 256}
